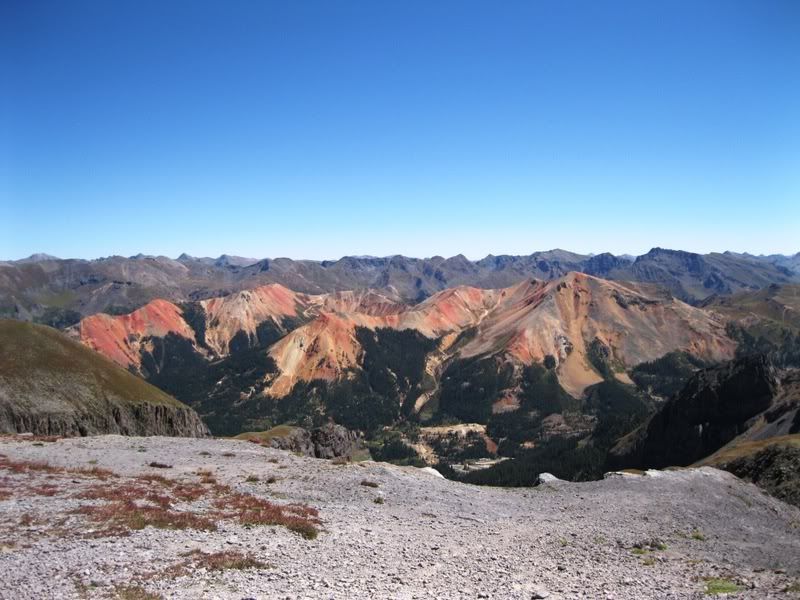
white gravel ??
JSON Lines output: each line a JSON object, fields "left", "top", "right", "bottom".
{"left": 1, "top": 435, "right": 799, "bottom": 599}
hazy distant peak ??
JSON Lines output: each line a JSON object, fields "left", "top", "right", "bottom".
{"left": 15, "top": 253, "right": 60, "bottom": 263}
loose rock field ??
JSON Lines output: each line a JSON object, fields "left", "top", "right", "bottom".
{"left": 1, "top": 435, "right": 799, "bottom": 599}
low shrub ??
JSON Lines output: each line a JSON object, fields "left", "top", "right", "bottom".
{"left": 74, "top": 500, "right": 218, "bottom": 534}
{"left": 214, "top": 493, "right": 320, "bottom": 540}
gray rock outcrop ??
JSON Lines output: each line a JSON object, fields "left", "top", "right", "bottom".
{"left": 268, "top": 423, "right": 362, "bottom": 459}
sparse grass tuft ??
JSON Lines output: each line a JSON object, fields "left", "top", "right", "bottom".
{"left": 181, "top": 549, "right": 268, "bottom": 571}
{"left": 704, "top": 578, "right": 742, "bottom": 595}
{"left": 74, "top": 466, "right": 115, "bottom": 480}
{"left": 245, "top": 475, "right": 260, "bottom": 483}
{"left": 171, "top": 483, "right": 207, "bottom": 502}
{"left": 633, "top": 538, "right": 667, "bottom": 552}
{"left": 784, "top": 580, "right": 800, "bottom": 593}
{"left": 373, "top": 496, "right": 385, "bottom": 505}
{"left": 112, "top": 584, "right": 163, "bottom": 600}
{"left": 691, "top": 529, "right": 706, "bottom": 541}
{"left": 0, "top": 457, "right": 63, "bottom": 475}
{"left": 0, "top": 456, "right": 117, "bottom": 480}
{"left": 75, "top": 482, "right": 172, "bottom": 509}
{"left": 29, "top": 484, "right": 60, "bottom": 497}
{"left": 136, "top": 474, "right": 171, "bottom": 486}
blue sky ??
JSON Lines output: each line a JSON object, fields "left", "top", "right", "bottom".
{"left": 2, "top": 1, "right": 798, "bottom": 260}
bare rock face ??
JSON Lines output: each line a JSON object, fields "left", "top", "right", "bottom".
{"left": 0, "top": 403, "right": 209, "bottom": 438}
{"left": 267, "top": 423, "right": 362, "bottom": 459}
{"left": 609, "top": 355, "right": 779, "bottom": 469}
{"left": 311, "top": 423, "right": 363, "bottom": 459}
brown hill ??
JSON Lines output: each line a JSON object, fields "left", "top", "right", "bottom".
{"left": 0, "top": 320, "right": 207, "bottom": 437}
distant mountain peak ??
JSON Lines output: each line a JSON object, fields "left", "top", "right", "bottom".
{"left": 15, "top": 253, "right": 60, "bottom": 263}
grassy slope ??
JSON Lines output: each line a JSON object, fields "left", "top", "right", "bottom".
{"left": 697, "top": 434, "right": 800, "bottom": 467}
{"left": 233, "top": 425, "right": 299, "bottom": 443}
{"left": 0, "top": 319, "right": 184, "bottom": 412}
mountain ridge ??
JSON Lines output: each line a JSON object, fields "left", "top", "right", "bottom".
{"left": 3, "top": 248, "right": 797, "bottom": 326}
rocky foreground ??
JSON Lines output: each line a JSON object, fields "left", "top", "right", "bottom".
{"left": 1, "top": 436, "right": 799, "bottom": 599}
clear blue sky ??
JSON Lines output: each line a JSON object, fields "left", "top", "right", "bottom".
{"left": 2, "top": 1, "right": 798, "bottom": 261}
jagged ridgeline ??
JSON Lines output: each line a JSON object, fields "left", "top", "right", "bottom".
{"left": 0, "top": 320, "right": 208, "bottom": 437}
{"left": 4, "top": 248, "right": 799, "bottom": 323}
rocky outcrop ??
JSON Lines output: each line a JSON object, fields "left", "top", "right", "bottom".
{"left": 720, "top": 441, "right": 800, "bottom": 508}
{"left": 0, "top": 403, "right": 208, "bottom": 438}
{"left": 608, "top": 355, "right": 779, "bottom": 470}
{"left": 267, "top": 423, "right": 363, "bottom": 459}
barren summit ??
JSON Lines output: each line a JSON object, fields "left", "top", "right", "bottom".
{"left": 1, "top": 435, "right": 798, "bottom": 599}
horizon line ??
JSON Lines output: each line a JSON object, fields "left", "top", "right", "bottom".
{"left": 4, "top": 247, "right": 799, "bottom": 264}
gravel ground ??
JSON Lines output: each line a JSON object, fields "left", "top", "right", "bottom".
{"left": 1, "top": 435, "right": 799, "bottom": 599}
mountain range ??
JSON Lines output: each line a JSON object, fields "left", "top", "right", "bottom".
{"left": 68, "top": 273, "right": 735, "bottom": 431}
{"left": 2, "top": 248, "right": 798, "bottom": 328}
